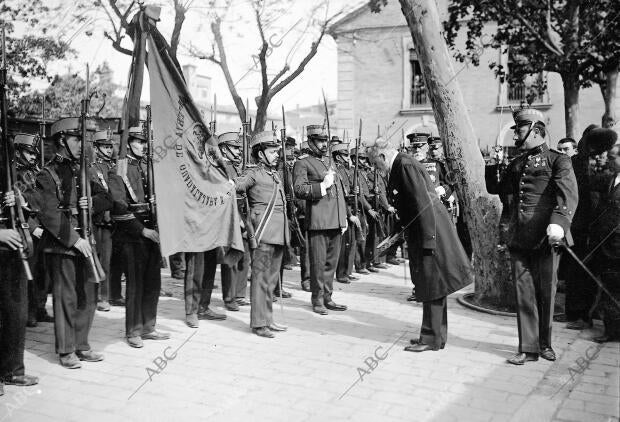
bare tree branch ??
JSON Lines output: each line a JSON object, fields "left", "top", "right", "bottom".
{"left": 170, "top": 0, "right": 187, "bottom": 59}
{"left": 254, "top": 3, "right": 270, "bottom": 109}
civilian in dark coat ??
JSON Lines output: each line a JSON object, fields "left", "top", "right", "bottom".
{"left": 366, "top": 138, "right": 473, "bottom": 352}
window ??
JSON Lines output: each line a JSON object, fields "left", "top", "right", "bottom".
{"left": 506, "top": 51, "right": 546, "bottom": 105}
{"left": 410, "top": 49, "right": 429, "bottom": 107}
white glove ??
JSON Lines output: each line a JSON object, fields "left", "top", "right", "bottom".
{"left": 435, "top": 186, "right": 446, "bottom": 197}
{"left": 321, "top": 170, "right": 335, "bottom": 190}
{"left": 387, "top": 206, "right": 396, "bottom": 214}
{"left": 546, "top": 224, "right": 564, "bottom": 244}
{"left": 33, "top": 227, "right": 44, "bottom": 239}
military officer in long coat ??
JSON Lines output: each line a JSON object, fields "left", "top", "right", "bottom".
{"left": 485, "top": 108, "right": 579, "bottom": 365}
{"left": 366, "top": 137, "right": 473, "bottom": 352}
{"left": 293, "top": 125, "right": 351, "bottom": 315}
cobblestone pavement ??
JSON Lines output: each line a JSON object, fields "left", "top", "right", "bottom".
{"left": 2, "top": 262, "right": 618, "bottom": 422}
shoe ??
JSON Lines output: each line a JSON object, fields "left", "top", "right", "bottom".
{"left": 97, "top": 301, "right": 111, "bottom": 312}
{"left": 2, "top": 374, "right": 39, "bottom": 386}
{"left": 109, "top": 298, "right": 125, "bottom": 307}
{"left": 253, "top": 327, "right": 275, "bottom": 338}
{"left": 36, "top": 309, "right": 54, "bottom": 323}
{"left": 283, "top": 264, "right": 293, "bottom": 271}
{"left": 387, "top": 258, "right": 401, "bottom": 265}
{"left": 269, "top": 322, "right": 288, "bottom": 332}
{"left": 348, "top": 274, "right": 360, "bottom": 281}
{"left": 506, "top": 352, "right": 538, "bottom": 365}
{"left": 225, "top": 301, "right": 240, "bottom": 311}
{"left": 127, "top": 336, "right": 144, "bottom": 348}
{"left": 410, "top": 339, "right": 445, "bottom": 349}
{"left": 76, "top": 350, "right": 104, "bottom": 362}
{"left": 540, "top": 348, "right": 556, "bottom": 361}
{"left": 186, "top": 314, "right": 199, "bottom": 328}
{"left": 312, "top": 305, "right": 328, "bottom": 315}
{"left": 336, "top": 278, "right": 351, "bottom": 284}
{"left": 235, "top": 298, "right": 250, "bottom": 306}
{"left": 373, "top": 263, "right": 389, "bottom": 269}
{"left": 367, "top": 267, "right": 379, "bottom": 273}
{"left": 59, "top": 353, "right": 82, "bottom": 369}
{"left": 274, "top": 290, "right": 292, "bottom": 299}
{"left": 404, "top": 344, "right": 439, "bottom": 352}
{"left": 301, "top": 281, "right": 311, "bottom": 292}
{"left": 356, "top": 269, "right": 370, "bottom": 275}
{"left": 407, "top": 293, "right": 417, "bottom": 302}
{"left": 141, "top": 331, "right": 171, "bottom": 341}
{"left": 26, "top": 313, "right": 37, "bottom": 327}
{"left": 198, "top": 307, "right": 227, "bottom": 320}
{"left": 324, "top": 301, "right": 347, "bottom": 311}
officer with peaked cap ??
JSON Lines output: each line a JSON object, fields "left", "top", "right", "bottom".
{"left": 407, "top": 132, "right": 431, "bottom": 161}
{"left": 35, "top": 117, "right": 112, "bottom": 368}
{"left": 293, "top": 125, "right": 349, "bottom": 315}
{"left": 234, "top": 130, "right": 288, "bottom": 337}
{"left": 485, "top": 107, "right": 578, "bottom": 365}
{"left": 12, "top": 134, "right": 52, "bottom": 327}
{"left": 108, "top": 126, "right": 170, "bottom": 348}
{"left": 89, "top": 130, "right": 116, "bottom": 312}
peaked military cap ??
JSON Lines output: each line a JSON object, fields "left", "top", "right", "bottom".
{"left": 306, "top": 124, "right": 327, "bottom": 140}
{"left": 406, "top": 132, "right": 430, "bottom": 145}
{"left": 511, "top": 107, "right": 545, "bottom": 129}
{"left": 127, "top": 126, "right": 147, "bottom": 141}
{"left": 93, "top": 130, "right": 113, "bottom": 145}
{"left": 332, "top": 142, "right": 350, "bottom": 154}
{"left": 51, "top": 117, "right": 82, "bottom": 137}
{"left": 428, "top": 136, "right": 442, "bottom": 146}
{"left": 218, "top": 131, "right": 241, "bottom": 147}
{"left": 350, "top": 147, "right": 367, "bottom": 157}
{"left": 250, "top": 130, "right": 280, "bottom": 149}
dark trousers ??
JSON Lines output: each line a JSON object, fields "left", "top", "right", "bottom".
{"left": 511, "top": 247, "right": 559, "bottom": 354}
{"left": 355, "top": 231, "right": 368, "bottom": 271}
{"left": 109, "top": 241, "right": 123, "bottom": 300}
{"left": 336, "top": 226, "right": 355, "bottom": 280}
{"left": 94, "top": 226, "right": 112, "bottom": 302}
{"left": 564, "top": 238, "right": 596, "bottom": 321}
{"left": 0, "top": 252, "right": 27, "bottom": 377}
{"left": 250, "top": 242, "right": 283, "bottom": 328}
{"left": 184, "top": 249, "right": 218, "bottom": 315}
{"left": 120, "top": 239, "right": 161, "bottom": 337}
{"left": 47, "top": 254, "right": 96, "bottom": 354}
{"left": 419, "top": 296, "right": 448, "bottom": 348}
{"left": 223, "top": 239, "right": 250, "bottom": 300}
{"left": 308, "top": 229, "right": 341, "bottom": 306}
{"left": 299, "top": 230, "right": 310, "bottom": 284}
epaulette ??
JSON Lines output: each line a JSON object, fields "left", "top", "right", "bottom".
{"left": 297, "top": 154, "right": 309, "bottom": 159}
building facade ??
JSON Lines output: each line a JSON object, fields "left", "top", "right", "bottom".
{"left": 329, "top": 1, "right": 618, "bottom": 151}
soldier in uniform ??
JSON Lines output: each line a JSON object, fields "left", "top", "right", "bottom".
{"left": 234, "top": 130, "right": 288, "bottom": 337}
{"left": 89, "top": 130, "right": 115, "bottom": 312}
{"left": 293, "top": 125, "right": 349, "bottom": 315}
{"left": 35, "top": 117, "right": 110, "bottom": 368}
{"left": 0, "top": 191, "right": 39, "bottom": 393}
{"left": 217, "top": 131, "right": 250, "bottom": 311}
{"left": 108, "top": 127, "right": 170, "bottom": 348}
{"left": 13, "top": 133, "right": 53, "bottom": 326}
{"left": 333, "top": 142, "right": 361, "bottom": 283}
{"left": 297, "top": 141, "right": 311, "bottom": 291}
{"left": 364, "top": 162, "right": 393, "bottom": 271}
{"left": 485, "top": 108, "right": 578, "bottom": 365}
{"left": 350, "top": 147, "right": 373, "bottom": 275}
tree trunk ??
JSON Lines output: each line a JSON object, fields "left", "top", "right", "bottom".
{"left": 600, "top": 68, "right": 618, "bottom": 128}
{"left": 398, "top": 0, "right": 514, "bottom": 308}
{"left": 561, "top": 72, "right": 581, "bottom": 138}
{"left": 253, "top": 98, "right": 269, "bottom": 132}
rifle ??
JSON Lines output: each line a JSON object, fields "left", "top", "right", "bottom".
{"left": 353, "top": 119, "right": 365, "bottom": 242}
{"left": 321, "top": 89, "right": 333, "bottom": 170}
{"left": 39, "top": 96, "right": 46, "bottom": 168}
{"left": 78, "top": 64, "right": 105, "bottom": 283}
{"left": 209, "top": 94, "right": 217, "bottom": 135}
{"left": 0, "top": 26, "right": 33, "bottom": 281}
{"left": 280, "top": 105, "right": 304, "bottom": 247}
{"left": 241, "top": 108, "right": 257, "bottom": 249}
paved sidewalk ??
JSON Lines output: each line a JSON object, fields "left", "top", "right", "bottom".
{"left": 2, "top": 262, "right": 618, "bottom": 422}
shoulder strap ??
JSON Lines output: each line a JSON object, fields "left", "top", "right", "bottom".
{"left": 43, "top": 166, "right": 62, "bottom": 200}
{"left": 253, "top": 177, "right": 280, "bottom": 245}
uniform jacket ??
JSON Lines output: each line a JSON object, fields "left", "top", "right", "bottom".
{"left": 89, "top": 158, "right": 115, "bottom": 226}
{"left": 108, "top": 155, "right": 151, "bottom": 242}
{"left": 589, "top": 174, "right": 620, "bottom": 265}
{"left": 388, "top": 153, "right": 472, "bottom": 302}
{"left": 35, "top": 155, "right": 112, "bottom": 255}
{"left": 421, "top": 158, "right": 452, "bottom": 198}
{"left": 15, "top": 163, "right": 42, "bottom": 235}
{"left": 293, "top": 151, "right": 348, "bottom": 231}
{"left": 485, "top": 143, "right": 579, "bottom": 250}
{"left": 235, "top": 163, "right": 289, "bottom": 246}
